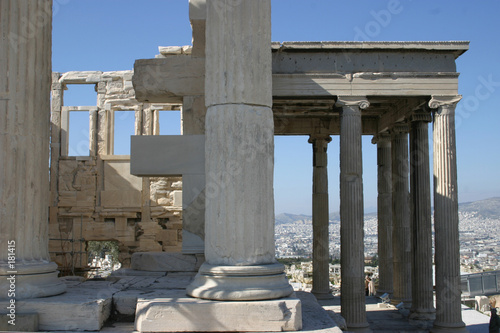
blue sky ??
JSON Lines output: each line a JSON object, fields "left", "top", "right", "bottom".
{"left": 53, "top": 0, "right": 500, "bottom": 215}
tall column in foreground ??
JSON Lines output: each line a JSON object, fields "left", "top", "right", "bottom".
{"left": 429, "top": 96, "right": 467, "bottom": 333}
{"left": 337, "top": 96, "right": 371, "bottom": 332}
{"left": 186, "top": 0, "right": 293, "bottom": 300}
{"left": 373, "top": 134, "right": 393, "bottom": 296}
{"left": 309, "top": 135, "right": 333, "bottom": 299}
{"left": 409, "top": 111, "right": 436, "bottom": 323}
{"left": 391, "top": 123, "right": 412, "bottom": 307}
{"left": 0, "top": 0, "right": 66, "bottom": 299}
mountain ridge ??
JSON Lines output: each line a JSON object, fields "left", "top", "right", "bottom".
{"left": 275, "top": 197, "right": 500, "bottom": 224}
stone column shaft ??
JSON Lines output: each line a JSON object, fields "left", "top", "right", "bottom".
{"left": 309, "top": 135, "right": 332, "bottom": 299}
{"left": 337, "top": 96, "right": 370, "bottom": 332}
{"left": 186, "top": 0, "right": 292, "bottom": 301}
{"left": 0, "top": 0, "right": 66, "bottom": 299}
{"left": 49, "top": 73, "right": 63, "bottom": 225}
{"left": 373, "top": 135, "right": 393, "bottom": 296}
{"left": 429, "top": 96, "right": 466, "bottom": 332}
{"left": 391, "top": 124, "right": 412, "bottom": 307}
{"left": 409, "top": 113, "right": 435, "bottom": 322}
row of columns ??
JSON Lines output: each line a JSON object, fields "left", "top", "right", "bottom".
{"left": 308, "top": 96, "right": 465, "bottom": 332}
{"left": 373, "top": 96, "right": 466, "bottom": 332}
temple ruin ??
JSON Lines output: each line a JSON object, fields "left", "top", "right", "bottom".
{"left": 49, "top": 70, "right": 184, "bottom": 271}
{"left": 0, "top": 0, "right": 470, "bottom": 332}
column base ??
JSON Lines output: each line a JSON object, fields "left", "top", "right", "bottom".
{"left": 0, "top": 262, "right": 66, "bottom": 299}
{"left": 186, "top": 262, "right": 293, "bottom": 301}
{"left": 409, "top": 307, "right": 436, "bottom": 322}
{"left": 430, "top": 321, "right": 468, "bottom": 333}
{"left": 409, "top": 309, "right": 435, "bottom": 329}
{"left": 311, "top": 291, "right": 334, "bottom": 300}
{"left": 345, "top": 322, "right": 372, "bottom": 333}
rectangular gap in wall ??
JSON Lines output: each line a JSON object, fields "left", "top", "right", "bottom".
{"left": 64, "top": 84, "right": 97, "bottom": 106}
{"left": 114, "top": 110, "right": 135, "bottom": 155}
{"left": 68, "top": 111, "right": 90, "bottom": 156}
{"left": 159, "top": 110, "right": 181, "bottom": 135}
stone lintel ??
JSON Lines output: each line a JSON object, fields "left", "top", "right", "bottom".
{"left": 130, "top": 135, "right": 205, "bottom": 177}
{"left": 189, "top": 0, "right": 206, "bottom": 21}
{"left": 274, "top": 116, "right": 378, "bottom": 135}
{"left": 135, "top": 292, "right": 302, "bottom": 332}
{"left": 133, "top": 54, "right": 460, "bottom": 103}
{"left": 133, "top": 57, "right": 205, "bottom": 103}
{"left": 273, "top": 41, "right": 469, "bottom": 59}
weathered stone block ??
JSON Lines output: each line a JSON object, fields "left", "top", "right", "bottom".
{"left": 131, "top": 252, "right": 201, "bottom": 272}
{"left": 135, "top": 291, "right": 302, "bottom": 332}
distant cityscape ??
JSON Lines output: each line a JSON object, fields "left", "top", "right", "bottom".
{"left": 275, "top": 197, "right": 500, "bottom": 274}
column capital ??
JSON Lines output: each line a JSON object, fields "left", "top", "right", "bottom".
{"left": 428, "top": 95, "right": 462, "bottom": 109}
{"left": 308, "top": 134, "right": 332, "bottom": 144}
{"left": 390, "top": 122, "right": 410, "bottom": 136}
{"left": 371, "top": 132, "right": 391, "bottom": 145}
{"left": 409, "top": 110, "right": 433, "bottom": 123}
{"left": 336, "top": 96, "right": 370, "bottom": 109}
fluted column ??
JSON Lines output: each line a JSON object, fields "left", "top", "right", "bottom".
{"left": 309, "top": 135, "right": 333, "bottom": 299}
{"left": 391, "top": 123, "right": 412, "bottom": 307}
{"left": 0, "top": 0, "right": 66, "bottom": 299}
{"left": 337, "top": 96, "right": 371, "bottom": 332}
{"left": 50, "top": 73, "right": 63, "bottom": 225}
{"left": 372, "top": 134, "right": 393, "bottom": 296}
{"left": 429, "top": 96, "right": 467, "bottom": 333}
{"left": 409, "top": 112, "right": 436, "bottom": 323}
{"left": 186, "top": 0, "right": 293, "bottom": 301}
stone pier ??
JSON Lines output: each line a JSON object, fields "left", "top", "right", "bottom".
{"left": 185, "top": 0, "right": 293, "bottom": 301}
{"left": 337, "top": 96, "right": 371, "bottom": 332}
{"left": 409, "top": 111, "right": 435, "bottom": 323}
{"left": 430, "top": 96, "right": 467, "bottom": 333}
{"left": 309, "top": 135, "right": 333, "bottom": 299}
{"left": 0, "top": 0, "right": 66, "bottom": 299}
{"left": 391, "top": 123, "right": 412, "bottom": 308}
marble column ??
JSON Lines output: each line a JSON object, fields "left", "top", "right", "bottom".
{"left": 50, "top": 73, "right": 63, "bottom": 225}
{"left": 391, "top": 123, "right": 412, "bottom": 307}
{"left": 309, "top": 135, "right": 333, "bottom": 299}
{"left": 409, "top": 112, "right": 436, "bottom": 323}
{"left": 186, "top": 0, "right": 293, "bottom": 301}
{"left": 0, "top": 0, "right": 66, "bottom": 299}
{"left": 337, "top": 96, "right": 371, "bottom": 332}
{"left": 429, "top": 96, "right": 467, "bottom": 332}
{"left": 372, "top": 134, "right": 393, "bottom": 296}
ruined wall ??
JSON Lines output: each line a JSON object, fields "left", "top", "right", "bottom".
{"left": 49, "top": 71, "right": 183, "bottom": 270}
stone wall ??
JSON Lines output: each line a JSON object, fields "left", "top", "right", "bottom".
{"left": 49, "top": 71, "right": 183, "bottom": 271}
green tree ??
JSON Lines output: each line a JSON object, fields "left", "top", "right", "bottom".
{"left": 87, "top": 241, "right": 120, "bottom": 266}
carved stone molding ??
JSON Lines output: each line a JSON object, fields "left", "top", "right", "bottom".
{"left": 336, "top": 96, "right": 370, "bottom": 109}
{"left": 428, "top": 95, "right": 462, "bottom": 109}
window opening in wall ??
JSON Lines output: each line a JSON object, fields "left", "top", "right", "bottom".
{"left": 87, "top": 240, "right": 121, "bottom": 279}
{"left": 114, "top": 110, "right": 135, "bottom": 155}
{"left": 68, "top": 111, "right": 90, "bottom": 156}
{"left": 159, "top": 110, "right": 181, "bottom": 135}
{"left": 64, "top": 84, "right": 97, "bottom": 106}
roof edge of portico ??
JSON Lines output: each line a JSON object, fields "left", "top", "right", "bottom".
{"left": 271, "top": 41, "right": 469, "bottom": 59}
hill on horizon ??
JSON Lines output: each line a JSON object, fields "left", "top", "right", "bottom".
{"left": 275, "top": 197, "right": 500, "bottom": 224}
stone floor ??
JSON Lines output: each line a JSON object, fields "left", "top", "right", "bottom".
{"left": 9, "top": 275, "right": 491, "bottom": 333}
